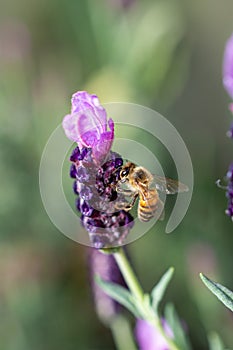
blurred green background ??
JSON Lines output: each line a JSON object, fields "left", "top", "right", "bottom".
{"left": 1, "top": 0, "right": 233, "bottom": 349}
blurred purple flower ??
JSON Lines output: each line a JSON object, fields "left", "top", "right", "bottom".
{"left": 221, "top": 35, "right": 233, "bottom": 221}
{"left": 0, "top": 20, "right": 31, "bottom": 62}
{"left": 186, "top": 243, "right": 217, "bottom": 277}
{"left": 223, "top": 33, "right": 233, "bottom": 99}
{"left": 226, "top": 121, "right": 233, "bottom": 138}
{"left": 225, "top": 163, "right": 233, "bottom": 220}
{"left": 108, "top": 0, "right": 136, "bottom": 10}
{"left": 135, "top": 318, "right": 173, "bottom": 350}
{"left": 88, "top": 248, "right": 127, "bottom": 324}
{"left": 63, "top": 91, "right": 114, "bottom": 163}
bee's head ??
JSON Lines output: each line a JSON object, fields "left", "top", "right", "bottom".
{"left": 120, "top": 167, "right": 130, "bottom": 179}
{"left": 119, "top": 162, "right": 135, "bottom": 180}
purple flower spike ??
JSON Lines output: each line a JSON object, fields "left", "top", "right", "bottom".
{"left": 226, "top": 163, "right": 233, "bottom": 180}
{"left": 221, "top": 36, "right": 233, "bottom": 222}
{"left": 225, "top": 163, "right": 233, "bottom": 221}
{"left": 88, "top": 248, "right": 127, "bottom": 323}
{"left": 223, "top": 33, "right": 233, "bottom": 99}
{"left": 62, "top": 91, "right": 114, "bottom": 163}
{"left": 135, "top": 319, "right": 173, "bottom": 350}
{"left": 226, "top": 122, "right": 233, "bottom": 138}
{"left": 63, "top": 91, "right": 134, "bottom": 247}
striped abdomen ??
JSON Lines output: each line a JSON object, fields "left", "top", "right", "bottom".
{"left": 138, "top": 189, "right": 160, "bottom": 222}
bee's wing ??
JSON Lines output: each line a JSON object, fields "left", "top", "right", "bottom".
{"left": 152, "top": 175, "right": 189, "bottom": 194}
{"left": 157, "top": 198, "right": 165, "bottom": 221}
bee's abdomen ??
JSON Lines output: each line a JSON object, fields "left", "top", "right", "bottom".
{"left": 138, "top": 190, "right": 158, "bottom": 222}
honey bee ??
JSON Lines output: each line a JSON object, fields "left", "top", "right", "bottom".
{"left": 115, "top": 162, "right": 188, "bottom": 222}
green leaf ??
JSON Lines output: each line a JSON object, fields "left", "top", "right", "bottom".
{"left": 151, "top": 267, "right": 174, "bottom": 311}
{"left": 95, "top": 275, "right": 143, "bottom": 319}
{"left": 207, "top": 332, "right": 226, "bottom": 350}
{"left": 143, "top": 293, "right": 151, "bottom": 309}
{"left": 200, "top": 274, "right": 233, "bottom": 312}
{"left": 164, "top": 303, "right": 191, "bottom": 350}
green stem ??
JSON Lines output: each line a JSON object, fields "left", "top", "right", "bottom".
{"left": 113, "top": 248, "right": 144, "bottom": 302}
{"left": 110, "top": 315, "right": 137, "bottom": 350}
{"left": 113, "top": 247, "right": 181, "bottom": 350}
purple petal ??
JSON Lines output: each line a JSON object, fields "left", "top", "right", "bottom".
{"left": 70, "top": 146, "right": 81, "bottom": 162}
{"left": 80, "top": 131, "right": 98, "bottom": 148}
{"left": 92, "top": 120, "right": 114, "bottom": 162}
{"left": 62, "top": 91, "right": 114, "bottom": 161}
{"left": 77, "top": 110, "right": 100, "bottom": 147}
{"left": 70, "top": 164, "right": 77, "bottom": 178}
{"left": 92, "top": 139, "right": 112, "bottom": 163}
{"left": 135, "top": 319, "right": 172, "bottom": 350}
{"left": 108, "top": 118, "right": 115, "bottom": 137}
{"left": 71, "top": 91, "right": 107, "bottom": 130}
{"left": 223, "top": 34, "right": 233, "bottom": 99}
{"left": 62, "top": 114, "right": 79, "bottom": 142}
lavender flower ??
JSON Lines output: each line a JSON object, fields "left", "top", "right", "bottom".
{"left": 63, "top": 91, "right": 134, "bottom": 248}
{"left": 88, "top": 248, "right": 126, "bottom": 324}
{"left": 223, "top": 33, "right": 233, "bottom": 99}
{"left": 135, "top": 318, "right": 173, "bottom": 350}
{"left": 225, "top": 163, "right": 233, "bottom": 220}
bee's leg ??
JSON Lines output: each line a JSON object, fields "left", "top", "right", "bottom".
{"left": 114, "top": 191, "right": 134, "bottom": 210}
{"left": 115, "top": 201, "right": 130, "bottom": 210}
{"left": 124, "top": 193, "right": 138, "bottom": 211}
{"left": 116, "top": 186, "right": 133, "bottom": 196}
{"left": 115, "top": 192, "right": 138, "bottom": 211}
